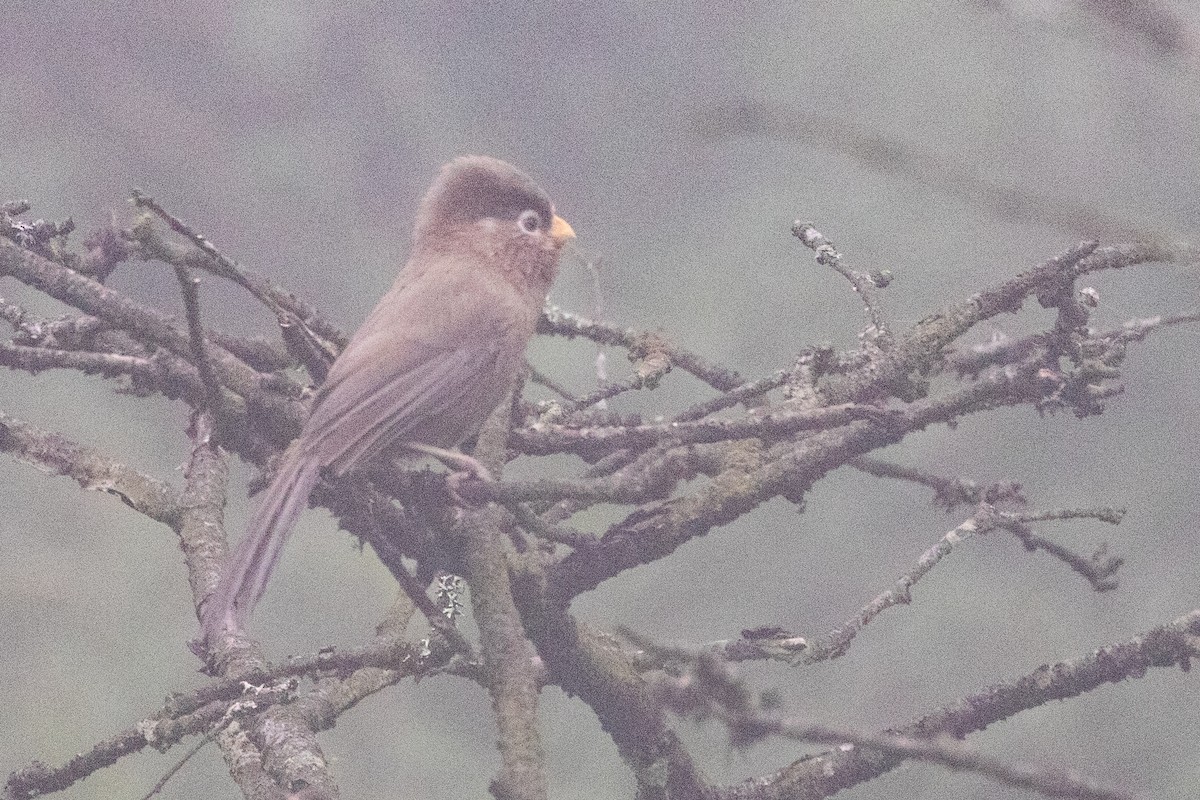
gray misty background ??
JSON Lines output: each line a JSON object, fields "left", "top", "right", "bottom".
{"left": 3, "top": 2, "right": 1199, "bottom": 799}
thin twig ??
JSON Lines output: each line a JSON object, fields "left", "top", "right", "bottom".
{"left": 526, "top": 364, "right": 581, "bottom": 403}
{"left": 673, "top": 369, "right": 788, "bottom": 422}
{"left": 172, "top": 266, "right": 224, "bottom": 414}
{"left": 506, "top": 501, "right": 598, "bottom": 547}
{"left": 792, "top": 221, "right": 890, "bottom": 345}
{"left": 137, "top": 732, "right": 214, "bottom": 800}
{"left": 995, "top": 509, "right": 1126, "bottom": 591}
{"left": 129, "top": 190, "right": 347, "bottom": 347}
{"left": 743, "top": 715, "right": 1139, "bottom": 800}
{"left": 850, "top": 455, "right": 1026, "bottom": 510}
{"left": 512, "top": 402, "right": 889, "bottom": 456}
{"left": 801, "top": 506, "right": 999, "bottom": 664}
{"left": 539, "top": 304, "right": 743, "bottom": 392}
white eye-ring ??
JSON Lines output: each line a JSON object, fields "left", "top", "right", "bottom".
{"left": 517, "top": 209, "right": 542, "bottom": 235}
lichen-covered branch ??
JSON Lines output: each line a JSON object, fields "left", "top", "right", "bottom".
{"left": 725, "top": 608, "right": 1200, "bottom": 799}
{"left": 0, "top": 411, "right": 180, "bottom": 526}
{"left": 461, "top": 402, "right": 549, "bottom": 800}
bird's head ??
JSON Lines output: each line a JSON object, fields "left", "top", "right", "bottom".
{"left": 413, "top": 155, "right": 574, "bottom": 295}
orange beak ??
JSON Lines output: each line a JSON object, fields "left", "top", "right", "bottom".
{"left": 549, "top": 214, "right": 576, "bottom": 244}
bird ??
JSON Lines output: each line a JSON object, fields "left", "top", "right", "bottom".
{"left": 203, "top": 156, "right": 575, "bottom": 641}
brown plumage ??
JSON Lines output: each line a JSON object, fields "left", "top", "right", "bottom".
{"left": 203, "top": 156, "right": 574, "bottom": 639}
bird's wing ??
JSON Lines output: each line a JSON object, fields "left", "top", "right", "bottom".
{"left": 303, "top": 339, "right": 506, "bottom": 472}
{"left": 298, "top": 262, "right": 530, "bottom": 473}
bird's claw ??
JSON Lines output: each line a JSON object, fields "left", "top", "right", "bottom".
{"left": 405, "top": 443, "right": 492, "bottom": 506}
{"left": 446, "top": 469, "right": 491, "bottom": 507}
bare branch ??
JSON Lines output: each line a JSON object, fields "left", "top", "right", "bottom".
{"left": 130, "top": 190, "right": 347, "bottom": 348}
{"left": 0, "top": 411, "right": 179, "bottom": 526}
{"left": 734, "top": 608, "right": 1200, "bottom": 798}
{"left": 512, "top": 402, "right": 888, "bottom": 456}
{"left": 849, "top": 455, "right": 1026, "bottom": 510}
{"left": 740, "top": 717, "right": 1139, "bottom": 800}
{"left": 457, "top": 401, "right": 550, "bottom": 800}
{"left": 801, "top": 505, "right": 1000, "bottom": 664}
{"left": 792, "top": 221, "right": 891, "bottom": 345}
{"left": 539, "top": 304, "right": 743, "bottom": 392}
{"left": 172, "top": 266, "right": 224, "bottom": 414}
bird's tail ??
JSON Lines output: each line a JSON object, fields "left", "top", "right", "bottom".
{"left": 202, "top": 451, "right": 321, "bottom": 641}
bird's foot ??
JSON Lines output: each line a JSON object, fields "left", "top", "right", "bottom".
{"left": 405, "top": 443, "right": 492, "bottom": 505}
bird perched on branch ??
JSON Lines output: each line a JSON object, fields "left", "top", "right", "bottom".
{"left": 203, "top": 156, "right": 575, "bottom": 641}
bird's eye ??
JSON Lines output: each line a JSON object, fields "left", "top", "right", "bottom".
{"left": 517, "top": 209, "right": 542, "bottom": 234}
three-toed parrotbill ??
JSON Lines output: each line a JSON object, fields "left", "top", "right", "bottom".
{"left": 203, "top": 156, "right": 574, "bottom": 640}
